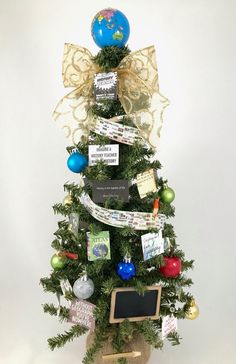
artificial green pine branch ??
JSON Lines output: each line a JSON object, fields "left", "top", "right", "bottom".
{"left": 43, "top": 303, "right": 70, "bottom": 321}
{"left": 167, "top": 331, "right": 182, "bottom": 345}
{"left": 92, "top": 46, "right": 131, "bottom": 71}
{"left": 136, "top": 320, "right": 163, "bottom": 349}
{"left": 82, "top": 327, "right": 108, "bottom": 364}
{"left": 48, "top": 324, "right": 88, "bottom": 350}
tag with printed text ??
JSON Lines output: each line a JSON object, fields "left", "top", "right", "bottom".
{"left": 136, "top": 169, "right": 157, "bottom": 198}
{"left": 89, "top": 144, "right": 119, "bottom": 166}
{"left": 60, "top": 279, "right": 72, "bottom": 295}
{"left": 69, "top": 299, "right": 96, "bottom": 331}
{"left": 94, "top": 72, "right": 117, "bottom": 101}
{"left": 162, "top": 315, "right": 178, "bottom": 339}
{"left": 92, "top": 180, "right": 129, "bottom": 203}
{"left": 141, "top": 230, "right": 164, "bottom": 260}
{"left": 87, "top": 231, "right": 111, "bottom": 261}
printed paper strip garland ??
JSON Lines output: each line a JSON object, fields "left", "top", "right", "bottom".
{"left": 79, "top": 192, "right": 166, "bottom": 230}
{"left": 90, "top": 116, "right": 144, "bottom": 146}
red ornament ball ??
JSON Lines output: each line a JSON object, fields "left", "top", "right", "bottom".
{"left": 160, "top": 256, "right": 181, "bottom": 278}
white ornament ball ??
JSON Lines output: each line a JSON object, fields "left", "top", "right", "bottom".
{"left": 73, "top": 277, "right": 95, "bottom": 299}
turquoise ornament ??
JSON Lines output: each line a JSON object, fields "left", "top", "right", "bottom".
{"left": 67, "top": 152, "right": 88, "bottom": 173}
{"left": 91, "top": 8, "right": 130, "bottom": 48}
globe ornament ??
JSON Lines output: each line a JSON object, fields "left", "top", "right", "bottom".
{"left": 160, "top": 187, "right": 175, "bottom": 204}
{"left": 93, "top": 244, "right": 109, "bottom": 258}
{"left": 73, "top": 274, "right": 95, "bottom": 299}
{"left": 91, "top": 8, "right": 130, "bottom": 48}
{"left": 50, "top": 253, "right": 67, "bottom": 270}
{"left": 67, "top": 151, "right": 88, "bottom": 173}
{"left": 185, "top": 300, "right": 200, "bottom": 320}
{"left": 117, "top": 257, "right": 135, "bottom": 281}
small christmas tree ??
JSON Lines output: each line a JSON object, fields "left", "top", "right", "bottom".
{"left": 40, "top": 8, "right": 199, "bottom": 364}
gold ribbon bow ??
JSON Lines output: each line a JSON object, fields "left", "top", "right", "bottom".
{"left": 53, "top": 43, "right": 169, "bottom": 149}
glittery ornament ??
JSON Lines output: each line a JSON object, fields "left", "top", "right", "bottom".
{"left": 185, "top": 300, "right": 199, "bottom": 320}
{"left": 73, "top": 274, "right": 94, "bottom": 299}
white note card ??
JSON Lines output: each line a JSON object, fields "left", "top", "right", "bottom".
{"left": 162, "top": 315, "right": 178, "bottom": 339}
{"left": 89, "top": 144, "right": 119, "bottom": 166}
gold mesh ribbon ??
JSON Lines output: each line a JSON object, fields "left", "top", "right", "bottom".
{"left": 53, "top": 43, "right": 169, "bottom": 149}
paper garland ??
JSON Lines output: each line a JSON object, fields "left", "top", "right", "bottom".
{"left": 79, "top": 192, "right": 166, "bottom": 230}
{"left": 90, "top": 116, "right": 144, "bottom": 146}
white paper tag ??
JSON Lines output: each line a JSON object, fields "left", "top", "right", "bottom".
{"left": 136, "top": 169, "right": 157, "bottom": 199}
{"left": 162, "top": 315, "right": 178, "bottom": 339}
{"left": 68, "top": 213, "right": 79, "bottom": 236}
{"left": 60, "top": 279, "right": 72, "bottom": 295}
{"left": 141, "top": 230, "right": 164, "bottom": 260}
{"left": 89, "top": 144, "right": 119, "bottom": 166}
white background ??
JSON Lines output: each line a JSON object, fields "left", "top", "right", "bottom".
{"left": 0, "top": 0, "right": 235, "bottom": 363}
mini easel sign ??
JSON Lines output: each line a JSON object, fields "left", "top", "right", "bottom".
{"left": 109, "top": 286, "right": 162, "bottom": 323}
{"left": 69, "top": 298, "right": 96, "bottom": 331}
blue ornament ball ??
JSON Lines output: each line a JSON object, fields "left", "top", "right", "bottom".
{"left": 67, "top": 152, "right": 88, "bottom": 173}
{"left": 91, "top": 8, "right": 130, "bottom": 48}
{"left": 117, "top": 260, "right": 135, "bottom": 281}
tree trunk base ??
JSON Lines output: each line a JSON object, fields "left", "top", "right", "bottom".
{"left": 86, "top": 331, "right": 151, "bottom": 364}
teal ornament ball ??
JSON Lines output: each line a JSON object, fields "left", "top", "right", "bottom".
{"left": 67, "top": 152, "right": 88, "bottom": 173}
{"left": 50, "top": 254, "right": 66, "bottom": 270}
{"left": 160, "top": 187, "right": 175, "bottom": 204}
{"left": 91, "top": 8, "right": 130, "bottom": 48}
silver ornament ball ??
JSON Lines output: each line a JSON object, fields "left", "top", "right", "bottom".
{"left": 73, "top": 277, "right": 95, "bottom": 299}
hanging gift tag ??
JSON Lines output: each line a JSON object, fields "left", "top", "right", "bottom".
{"left": 162, "top": 315, "right": 178, "bottom": 339}
{"left": 141, "top": 230, "right": 164, "bottom": 261}
{"left": 89, "top": 144, "right": 119, "bottom": 166}
{"left": 164, "top": 237, "right": 171, "bottom": 250}
{"left": 136, "top": 169, "right": 157, "bottom": 199}
{"left": 68, "top": 213, "right": 79, "bottom": 236}
{"left": 60, "top": 278, "right": 73, "bottom": 295}
{"left": 94, "top": 72, "right": 117, "bottom": 101}
{"left": 87, "top": 231, "right": 111, "bottom": 261}
{"left": 69, "top": 298, "right": 96, "bottom": 331}
{"left": 92, "top": 180, "right": 129, "bottom": 203}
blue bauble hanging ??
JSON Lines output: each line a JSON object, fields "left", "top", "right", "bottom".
{"left": 67, "top": 151, "right": 88, "bottom": 173}
{"left": 91, "top": 8, "right": 130, "bottom": 48}
{"left": 117, "top": 257, "right": 135, "bottom": 281}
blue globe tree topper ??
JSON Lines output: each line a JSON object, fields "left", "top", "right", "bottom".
{"left": 91, "top": 8, "right": 130, "bottom": 48}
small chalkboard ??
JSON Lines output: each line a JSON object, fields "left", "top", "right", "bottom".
{"left": 109, "top": 286, "right": 162, "bottom": 323}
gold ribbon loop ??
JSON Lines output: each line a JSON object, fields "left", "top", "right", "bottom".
{"left": 53, "top": 43, "right": 169, "bottom": 149}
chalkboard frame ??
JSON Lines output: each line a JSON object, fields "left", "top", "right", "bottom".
{"left": 109, "top": 286, "right": 162, "bottom": 323}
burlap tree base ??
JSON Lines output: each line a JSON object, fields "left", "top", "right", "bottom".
{"left": 86, "top": 331, "right": 151, "bottom": 364}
